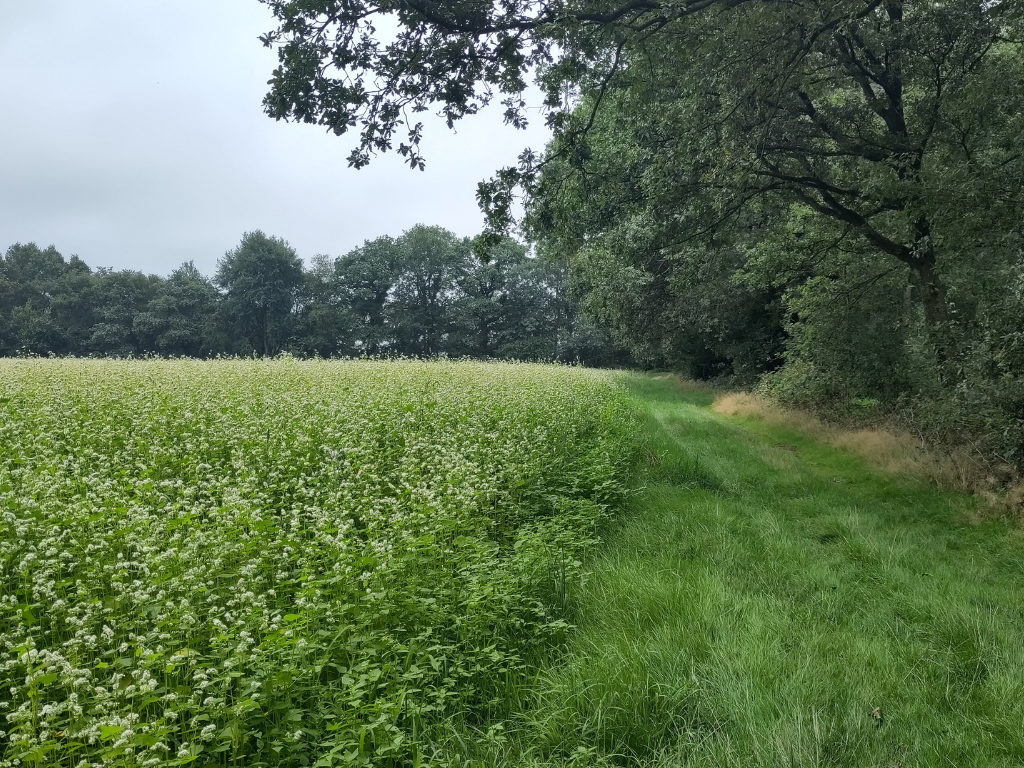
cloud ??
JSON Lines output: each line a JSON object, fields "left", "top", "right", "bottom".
{"left": 0, "top": 0, "right": 551, "bottom": 275}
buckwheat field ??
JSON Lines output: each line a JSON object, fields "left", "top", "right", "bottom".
{"left": 0, "top": 359, "right": 639, "bottom": 768}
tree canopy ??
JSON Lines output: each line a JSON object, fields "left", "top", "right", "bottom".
{"left": 0, "top": 229, "right": 622, "bottom": 365}
{"left": 527, "top": 1, "right": 1021, "bottom": 347}
{"left": 514, "top": 0, "right": 1024, "bottom": 467}
{"left": 257, "top": 1, "right": 1022, "bottom": 230}
{"left": 258, "top": 0, "right": 731, "bottom": 170}
{"left": 217, "top": 231, "right": 306, "bottom": 356}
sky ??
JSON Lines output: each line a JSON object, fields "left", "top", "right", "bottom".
{"left": 0, "top": 0, "right": 552, "bottom": 276}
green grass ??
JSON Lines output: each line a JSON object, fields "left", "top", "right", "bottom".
{"left": 498, "top": 373, "right": 1024, "bottom": 768}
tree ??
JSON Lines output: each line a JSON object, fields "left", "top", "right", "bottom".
{"left": 646, "top": 1, "right": 1022, "bottom": 364}
{"left": 1, "top": 243, "right": 68, "bottom": 354}
{"left": 292, "top": 254, "right": 360, "bottom": 357}
{"left": 0, "top": 232, "right": 624, "bottom": 366}
{"left": 134, "top": 262, "right": 226, "bottom": 357}
{"left": 88, "top": 269, "right": 163, "bottom": 356}
{"left": 0, "top": 243, "right": 96, "bottom": 355}
{"left": 258, "top": 0, "right": 776, "bottom": 206}
{"left": 260, "top": 2, "right": 1021, "bottom": 225}
{"left": 335, "top": 236, "right": 403, "bottom": 355}
{"left": 452, "top": 239, "right": 518, "bottom": 357}
{"left": 216, "top": 231, "right": 304, "bottom": 356}
{"left": 523, "top": 1, "right": 1023, "bottom": 372}
{"left": 388, "top": 226, "right": 470, "bottom": 356}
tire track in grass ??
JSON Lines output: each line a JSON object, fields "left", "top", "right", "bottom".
{"left": 510, "top": 374, "right": 1024, "bottom": 768}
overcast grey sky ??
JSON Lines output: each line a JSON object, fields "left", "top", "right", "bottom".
{"left": 0, "top": 0, "right": 551, "bottom": 276}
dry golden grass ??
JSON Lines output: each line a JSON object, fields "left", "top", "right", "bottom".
{"left": 711, "top": 391, "right": 1022, "bottom": 514}
{"left": 670, "top": 376, "right": 717, "bottom": 392}
{"left": 648, "top": 373, "right": 717, "bottom": 393}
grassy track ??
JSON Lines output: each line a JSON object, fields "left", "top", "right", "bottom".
{"left": 509, "top": 374, "right": 1024, "bottom": 768}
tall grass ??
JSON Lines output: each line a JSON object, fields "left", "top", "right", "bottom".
{"left": 713, "top": 391, "right": 1023, "bottom": 511}
{"left": 496, "top": 374, "right": 1024, "bottom": 767}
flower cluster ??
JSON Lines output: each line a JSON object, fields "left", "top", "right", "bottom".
{"left": 0, "top": 358, "right": 638, "bottom": 767}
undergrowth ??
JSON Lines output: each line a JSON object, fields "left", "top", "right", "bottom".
{"left": 714, "top": 390, "right": 1024, "bottom": 514}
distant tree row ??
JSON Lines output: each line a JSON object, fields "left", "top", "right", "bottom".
{"left": 0, "top": 225, "right": 625, "bottom": 365}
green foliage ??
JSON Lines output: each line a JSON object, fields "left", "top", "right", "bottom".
{"left": 134, "top": 262, "right": 226, "bottom": 358}
{"left": 387, "top": 226, "right": 471, "bottom": 356}
{"left": 291, "top": 254, "right": 359, "bottom": 359}
{"left": 454, "top": 238, "right": 537, "bottom": 358}
{"left": 87, "top": 270, "right": 164, "bottom": 357}
{"left": 217, "top": 232, "right": 305, "bottom": 357}
{"left": 524, "top": 109, "right": 788, "bottom": 379}
{"left": 333, "top": 236, "right": 403, "bottom": 357}
{"left": 521, "top": 1, "right": 1024, "bottom": 467}
{"left": 0, "top": 359, "right": 641, "bottom": 768}
{"left": 0, "top": 243, "right": 95, "bottom": 355}
{"left": 0, "top": 227, "right": 623, "bottom": 365}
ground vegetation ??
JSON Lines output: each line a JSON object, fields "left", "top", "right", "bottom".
{"left": 0, "top": 358, "right": 639, "bottom": 767}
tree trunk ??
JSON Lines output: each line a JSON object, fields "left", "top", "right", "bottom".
{"left": 909, "top": 241, "right": 955, "bottom": 376}
{"left": 264, "top": 308, "right": 270, "bottom": 357}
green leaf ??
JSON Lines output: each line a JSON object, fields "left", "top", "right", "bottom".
{"left": 99, "top": 725, "right": 124, "bottom": 742}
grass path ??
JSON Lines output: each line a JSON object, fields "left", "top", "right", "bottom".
{"left": 513, "top": 374, "right": 1024, "bottom": 767}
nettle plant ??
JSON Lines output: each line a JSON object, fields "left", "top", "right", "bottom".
{"left": 0, "top": 358, "right": 640, "bottom": 768}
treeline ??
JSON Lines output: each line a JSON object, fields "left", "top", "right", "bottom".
{"left": 0, "top": 225, "right": 624, "bottom": 365}
{"left": 524, "top": 2, "right": 1024, "bottom": 474}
